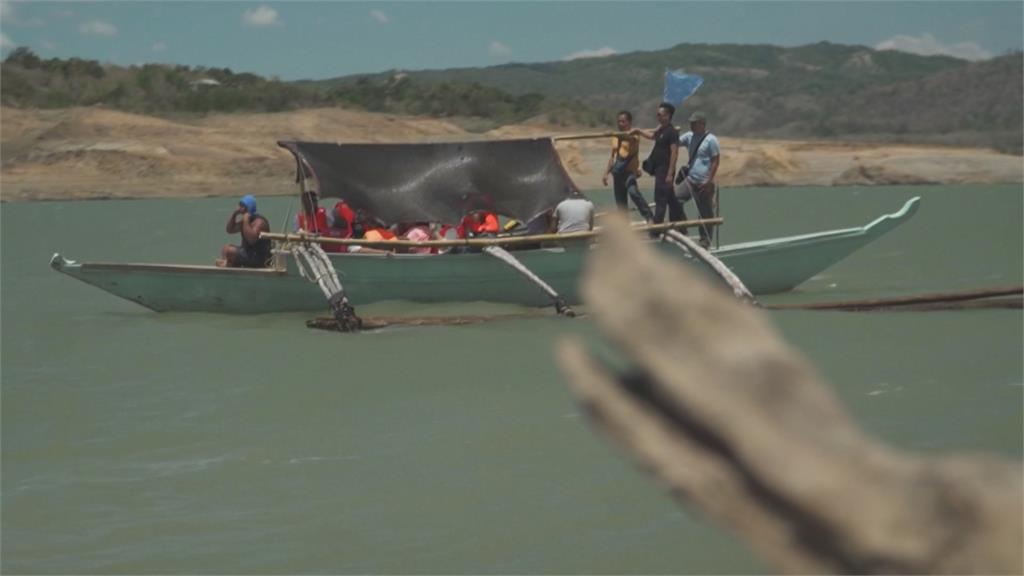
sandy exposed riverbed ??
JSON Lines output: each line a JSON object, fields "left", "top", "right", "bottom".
{"left": 1, "top": 106, "right": 1020, "bottom": 202}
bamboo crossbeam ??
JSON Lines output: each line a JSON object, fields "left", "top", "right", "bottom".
{"left": 553, "top": 127, "right": 686, "bottom": 142}
{"left": 553, "top": 131, "right": 628, "bottom": 142}
{"left": 262, "top": 218, "right": 723, "bottom": 249}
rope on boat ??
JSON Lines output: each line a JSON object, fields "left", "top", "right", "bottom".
{"left": 289, "top": 242, "right": 363, "bottom": 332}
{"left": 482, "top": 245, "right": 576, "bottom": 317}
{"left": 662, "top": 229, "right": 758, "bottom": 305}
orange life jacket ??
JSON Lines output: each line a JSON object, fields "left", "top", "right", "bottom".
{"left": 458, "top": 212, "right": 499, "bottom": 236}
{"left": 478, "top": 212, "right": 500, "bottom": 233}
{"left": 364, "top": 227, "right": 396, "bottom": 240}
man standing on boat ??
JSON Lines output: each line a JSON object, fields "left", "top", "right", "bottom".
{"left": 677, "top": 111, "right": 720, "bottom": 248}
{"left": 603, "top": 110, "right": 653, "bottom": 222}
{"left": 633, "top": 103, "right": 682, "bottom": 231}
{"left": 218, "top": 195, "right": 272, "bottom": 268}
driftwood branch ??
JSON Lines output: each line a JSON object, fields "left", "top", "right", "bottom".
{"left": 557, "top": 214, "right": 1022, "bottom": 574}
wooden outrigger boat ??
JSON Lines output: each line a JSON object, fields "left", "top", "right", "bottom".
{"left": 50, "top": 199, "right": 921, "bottom": 313}
{"left": 50, "top": 138, "right": 922, "bottom": 315}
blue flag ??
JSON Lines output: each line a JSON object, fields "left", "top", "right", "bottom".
{"left": 663, "top": 70, "right": 703, "bottom": 107}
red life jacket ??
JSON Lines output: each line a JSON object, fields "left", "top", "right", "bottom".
{"left": 299, "top": 207, "right": 351, "bottom": 252}
{"left": 297, "top": 208, "right": 328, "bottom": 234}
{"left": 458, "top": 214, "right": 480, "bottom": 236}
{"left": 459, "top": 212, "right": 499, "bottom": 236}
{"left": 320, "top": 226, "right": 349, "bottom": 253}
{"left": 333, "top": 202, "right": 355, "bottom": 228}
{"left": 318, "top": 201, "right": 354, "bottom": 253}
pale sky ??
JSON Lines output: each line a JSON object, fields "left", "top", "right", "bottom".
{"left": 1, "top": 1, "right": 1021, "bottom": 81}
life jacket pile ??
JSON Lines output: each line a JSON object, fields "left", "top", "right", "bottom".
{"left": 456, "top": 212, "right": 499, "bottom": 238}
{"left": 298, "top": 203, "right": 353, "bottom": 253}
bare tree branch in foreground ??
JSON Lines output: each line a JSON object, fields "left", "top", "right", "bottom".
{"left": 558, "top": 215, "right": 1022, "bottom": 574}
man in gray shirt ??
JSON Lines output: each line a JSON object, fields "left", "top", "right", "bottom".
{"left": 552, "top": 190, "right": 595, "bottom": 234}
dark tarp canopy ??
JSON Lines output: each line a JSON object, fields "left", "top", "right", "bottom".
{"left": 278, "top": 139, "right": 578, "bottom": 225}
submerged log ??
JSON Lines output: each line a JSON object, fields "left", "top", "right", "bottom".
{"left": 307, "top": 311, "right": 555, "bottom": 331}
{"left": 557, "top": 215, "right": 1022, "bottom": 574}
{"left": 768, "top": 286, "right": 1023, "bottom": 312}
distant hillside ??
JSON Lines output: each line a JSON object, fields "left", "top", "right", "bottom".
{"left": 311, "top": 42, "right": 1023, "bottom": 153}
{"left": 0, "top": 47, "right": 602, "bottom": 129}
{"left": 2, "top": 42, "right": 1020, "bottom": 153}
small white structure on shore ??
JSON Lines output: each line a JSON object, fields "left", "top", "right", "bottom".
{"left": 190, "top": 78, "right": 222, "bottom": 91}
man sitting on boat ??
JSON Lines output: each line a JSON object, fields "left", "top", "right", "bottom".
{"left": 217, "top": 195, "right": 272, "bottom": 268}
{"left": 552, "top": 190, "right": 595, "bottom": 234}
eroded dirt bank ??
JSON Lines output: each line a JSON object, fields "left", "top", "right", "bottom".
{"left": 1, "top": 106, "right": 1020, "bottom": 202}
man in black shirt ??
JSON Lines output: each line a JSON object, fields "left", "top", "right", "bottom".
{"left": 633, "top": 103, "right": 682, "bottom": 231}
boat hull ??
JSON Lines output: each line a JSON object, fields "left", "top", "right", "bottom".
{"left": 51, "top": 198, "right": 921, "bottom": 314}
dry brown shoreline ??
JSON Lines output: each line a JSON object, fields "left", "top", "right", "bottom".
{"left": 1, "top": 106, "right": 1020, "bottom": 202}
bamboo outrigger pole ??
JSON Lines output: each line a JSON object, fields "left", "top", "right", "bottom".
{"left": 482, "top": 245, "right": 576, "bottom": 316}
{"left": 262, "top": 218, "right": 723, "bottom": 250}
{"left": 290, "top": 242, "right": 363, "bottom": 331}
{"left": 663, "top": 229, "right": 756, "bottom": 305}
{"left": 553, "top": 131, "right": 630, "bottom": 142}
{"left": 552, "top": 127, "right": 688, "bottom": 142}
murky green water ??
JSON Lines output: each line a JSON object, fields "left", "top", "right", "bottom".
{"left": 2, "top": 185, "right": 1021, "bottom": 574}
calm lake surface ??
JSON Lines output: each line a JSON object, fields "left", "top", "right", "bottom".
{"left": 2, "top": 185, "right": 1022, "bottom": 574}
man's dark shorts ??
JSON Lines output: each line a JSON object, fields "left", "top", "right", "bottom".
{"left": 233, "top": 244, "right": 269, "bottom": 268}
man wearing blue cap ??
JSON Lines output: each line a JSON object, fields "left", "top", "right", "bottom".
{"left": 217, "top": 194, "right": 272, "bottom": 268}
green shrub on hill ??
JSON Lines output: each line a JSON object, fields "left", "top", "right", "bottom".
{"left": 1, "top": 49, "right": 328, "bottom": 113}
{"left": 0, "top": 48, "right": 607, "bottom": 127}
{"left": 326, "top": 75, "right": 604, "bottom": 127}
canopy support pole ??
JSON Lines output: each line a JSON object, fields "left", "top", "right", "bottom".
{"left": 663, "top": 229, "right": 757, "bottom": 305}
{"left": 483, "top": 245, "right": 576, "bottom": 317}
{"left": 291, "top": 242, "right": 363, "bottom": 331}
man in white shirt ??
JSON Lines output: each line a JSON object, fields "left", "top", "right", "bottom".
{"left": 552, "top": 190, "right": 595, "bottom": 234}
{"left": 677, "top": 111, "right": 720, "bottom": 247}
